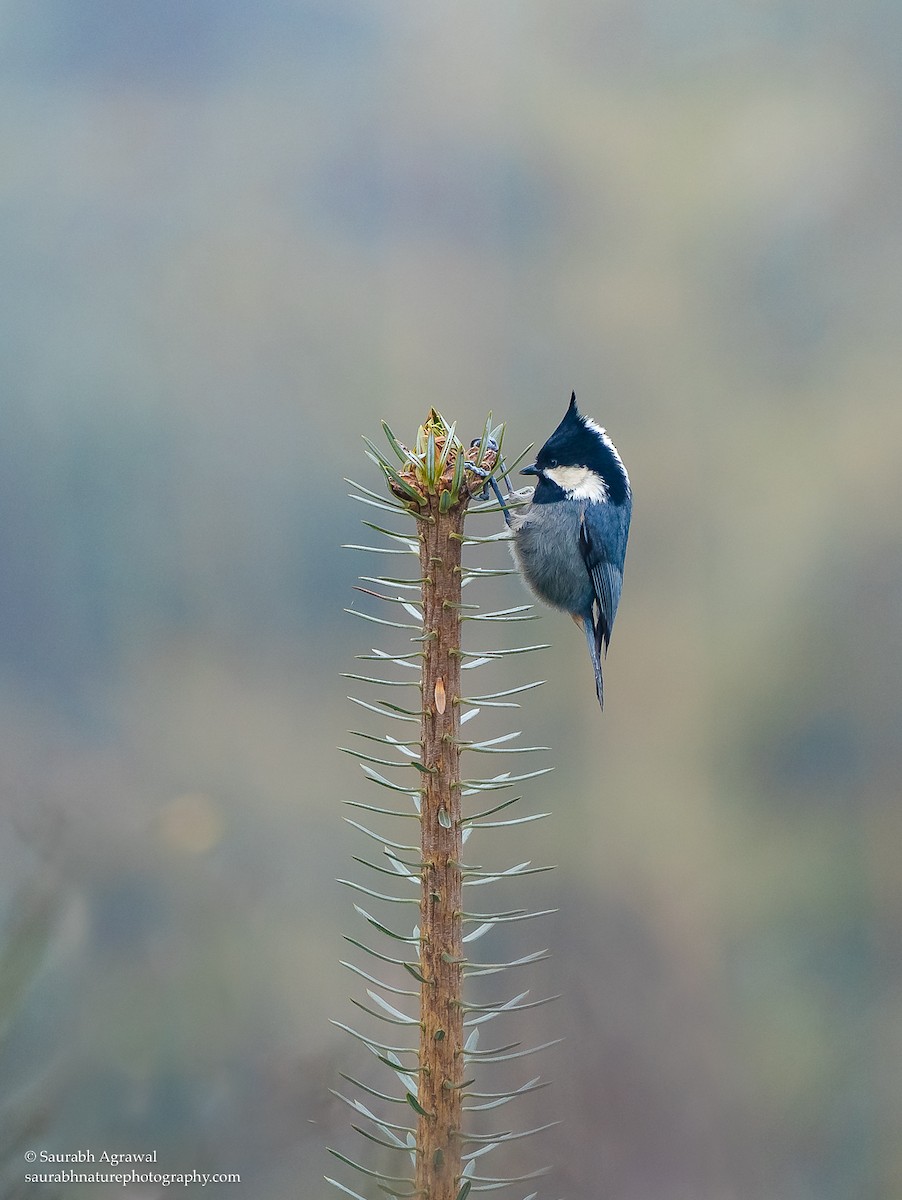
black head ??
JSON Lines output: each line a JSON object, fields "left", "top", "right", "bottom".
{"left": 521, "top": 392, "right": 630, "bottom": 505}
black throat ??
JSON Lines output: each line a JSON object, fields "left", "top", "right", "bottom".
{"left": 530, "top": 474, "right": 568, "bottom": 505}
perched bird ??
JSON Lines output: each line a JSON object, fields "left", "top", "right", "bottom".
{"left": 508, "top": 392, "right": 631, "bottom": 708}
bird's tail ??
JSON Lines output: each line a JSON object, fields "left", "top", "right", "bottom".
{"left": 581, "top": 613, "right": 605, "bottom": 710}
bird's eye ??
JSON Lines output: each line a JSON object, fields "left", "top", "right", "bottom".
{"left": 548, "top": 459, "right": 557, "bottom": 468}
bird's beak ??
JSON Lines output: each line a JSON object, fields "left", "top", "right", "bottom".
{"left": 520, "top": 463, "right": 539, "bottom": 476}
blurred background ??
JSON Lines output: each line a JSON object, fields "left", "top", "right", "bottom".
{"left": 1, "top": 2, "right": 901, "bottom": 1197}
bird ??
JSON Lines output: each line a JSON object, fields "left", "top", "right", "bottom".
{"left": 507, "top": 392, "right": 631, "bottom": 709}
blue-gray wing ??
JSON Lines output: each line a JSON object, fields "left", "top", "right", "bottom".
{"left": 578, "top": 501, "right": 630, "bottom": 654}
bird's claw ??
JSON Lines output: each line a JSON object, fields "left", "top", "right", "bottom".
{"left": 467, "top": 437, "right": 519, "bottom": 525}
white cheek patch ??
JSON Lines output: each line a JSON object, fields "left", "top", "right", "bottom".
{"left": 544, "top": 465, "right": 609, "bottom": 502}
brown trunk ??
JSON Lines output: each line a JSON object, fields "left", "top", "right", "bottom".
{"left": 414, "top": 495, "right": 467, "bottom": 1199}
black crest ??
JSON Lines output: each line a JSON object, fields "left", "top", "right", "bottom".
{"left": 534, "top": 392, "right": 629, "bottom": 505}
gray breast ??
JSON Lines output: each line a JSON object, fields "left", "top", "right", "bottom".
{"left": 511, "top": 501, "right": 594, "bottom": 614}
